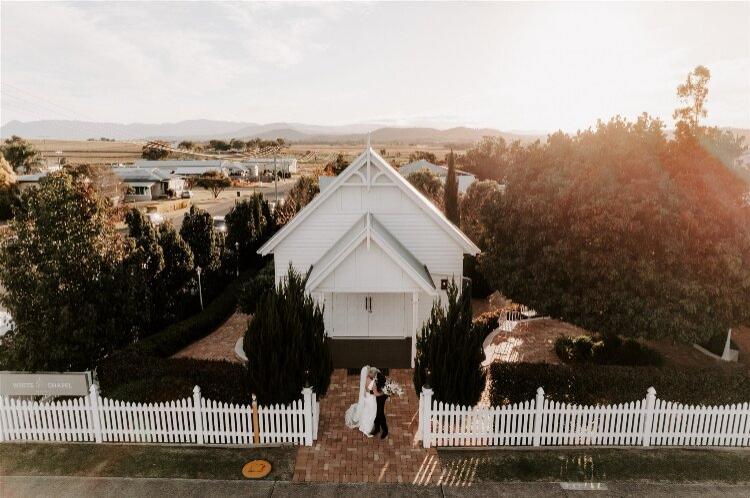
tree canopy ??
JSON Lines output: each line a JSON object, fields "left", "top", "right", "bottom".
{"left": 195, "top": 171, "right": 232, "bottom": 199}
{"left": 477, "top": 114, "right": 750, "bottom": 343}
{"left": 225, "top": 193, "right": 276, "bottom": 268}
{"left": 141, "top": 142, "right": 171, "bottom": 160}
{"left": 2, "top": 136, "right": 42, "bottom": 173}
{"left": 406, "top": 170, "right": 444, "bottom": 209}
{"left": 408, "top": 151, "right": 438, "bottom": 164}
{"left": 0, "top": 173, "right": 140, "bottom": 370}
{"left": 444, "top": 150, "right": 459, "bottom": 224}
{"left": 274, "top": 176, "right": 319, "bottom": 225}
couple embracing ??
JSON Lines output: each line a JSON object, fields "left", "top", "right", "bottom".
{"left": 344, "top": 366, "right": 389, "bottom": 439}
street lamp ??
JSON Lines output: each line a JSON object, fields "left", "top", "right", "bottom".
{"left": 235, "top": 241, "right": 240, "bottom": 277}
{"left": 196, "top": 266, "right": 203, "bottom": 310}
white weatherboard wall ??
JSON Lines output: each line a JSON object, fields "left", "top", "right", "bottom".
{"left": 0, "top": 385, "right": 319, "bottom": 447}
{"left": 420, "top": 387, "right": 750, "bottom": 448}
{"left": 273, "top": 186, "right": 464, "bottom": 280}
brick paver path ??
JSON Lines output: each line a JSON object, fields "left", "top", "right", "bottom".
{"left": 172, "top": 312, "right": 250, "bottom": 362}
{"left": 294, "top": 369, "right": 442, "bottom": 485}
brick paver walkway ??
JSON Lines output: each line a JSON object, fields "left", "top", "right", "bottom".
{"left": 172, "top": 312, "right": 250, "bottom": 362}
{"left": 294, "top": 369, "right": 442, "bottom": 485}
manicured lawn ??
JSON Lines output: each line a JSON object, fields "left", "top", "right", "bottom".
{"left": 0, "top": 443, "right": 295, "bottom": 481}
{"left": 438, "top": 448, "right": 750, "bottom": 483}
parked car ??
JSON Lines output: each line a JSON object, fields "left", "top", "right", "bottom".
{"left": 212, "top": 215, "right": 227, "bottom": 233}
{"left": 181, "top": 190, "right": 193, "bottom": 199}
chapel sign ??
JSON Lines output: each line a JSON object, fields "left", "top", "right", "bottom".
{"left": 0, "top": 371, "right": 92, "bottom": 397}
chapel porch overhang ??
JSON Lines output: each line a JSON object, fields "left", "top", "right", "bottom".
{"left": 305, "top": 213, "right": 437, "bottom": 295}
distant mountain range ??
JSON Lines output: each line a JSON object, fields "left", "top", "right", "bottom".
{"left": 0, "top": 119, "right": 544, "bottom": 144}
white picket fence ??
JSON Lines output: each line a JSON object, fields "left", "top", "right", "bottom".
{"left": 420, "top": 386, "right": 750, "bottom": 448}
{"left": 0, "top": 385, "right": 319, "bottom": 446}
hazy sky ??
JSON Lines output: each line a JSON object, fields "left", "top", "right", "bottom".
{"left": 1, "top": 1, "right": 749, "bottom": 131}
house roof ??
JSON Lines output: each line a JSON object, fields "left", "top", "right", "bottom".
{"left": 113, "top": 167, "right": 177, "bottom": 182}
{"left": 171, "top": 166, "right": 226, "bottom": 175}
{"left": 258, "top": 147, "right": 480, "bottom": 256}
{"left": 399, "top": 159, "right": 475, "bottom": 178}
{"left": 305, "top": 213, "right": 437, "bottom": 294}
{"left": 399, "top": 159, "right": 446, "bottom": 176}
{"left": 134, "top": 159, "right": 229, "bottom": 168}
{"left": 16, "top": 173, "right": 47, "bottom": 182}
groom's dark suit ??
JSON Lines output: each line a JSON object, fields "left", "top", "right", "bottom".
{"left": 371, "top": 392, "right": 389, "bottom": 438}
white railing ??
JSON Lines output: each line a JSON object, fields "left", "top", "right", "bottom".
{"left": 0, "top": 385, "right": 319, "bottom": 446}
{"left": 420, "top": 386, "right": 750, "bottom": 448}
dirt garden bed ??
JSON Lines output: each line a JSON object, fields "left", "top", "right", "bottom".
{"left": 474, "top": 295, "right": 748, "bottom": 369}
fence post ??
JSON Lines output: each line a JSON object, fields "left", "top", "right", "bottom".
{"left": 421, "top": 386, "right": 433, "bottom": 449}
{"left": 302, "top": 387, "right": 314, "bottom": 446}
{"left": 89, "top": 384, "right": 103, "bottom": 443}
{"left": 312, "top": 391, "right": 319, "bottom": 441}
{"left": 252, "top": 394, "right": 260, "bottom": 444}
{"left": 642, "top": 387, "right": 656, "bottom": 447}
{"left": 193, "top": 386, "right": 204, "bottom": 445}
{"left": 533, "top": 387, "right": 545, "bottom": 447}
{"left": 0, "top": 395, "right": 5, "bottom": 442}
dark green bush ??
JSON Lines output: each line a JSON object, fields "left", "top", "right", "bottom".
{"left": 489, "top": 363, "right": 750, "bottom": 406}
{"left": 413, "top": 281, "right": 486, "bottom": 406}
{"left": 244, "top": 266, "right": 332, "bottom": 405}
{"left": 555, "top": 333, "right": 663, "bottom": 366}
{"left": 0, "top": 184, "right": 20, "bottom": 221}
{"left": 98, "top": 353, "right": 250, "bottom": 404}
{"left": 126, "top": 267, "right": 256, "bottom": 358}
{"left": 238, "top": 260, "right": 274, "bottom": 314}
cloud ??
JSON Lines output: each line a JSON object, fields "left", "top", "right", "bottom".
{"left": 0, "top": 2, "right": 352, "bottom": 122}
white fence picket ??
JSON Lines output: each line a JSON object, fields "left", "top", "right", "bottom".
{"left": 0, "top": 385, "right": 317, "bottom": 447}
{"left": 421, "top": 386, "right": 750, "bottom": 448}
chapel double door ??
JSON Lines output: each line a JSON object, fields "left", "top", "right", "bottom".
{"left": 331, "top": 293, "right": 406, "bottom": 338}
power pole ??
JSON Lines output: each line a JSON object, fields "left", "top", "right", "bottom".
{"left": 274, "top": 150, "right": 278, "bottom": 203}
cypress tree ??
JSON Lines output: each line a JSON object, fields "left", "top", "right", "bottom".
{"left": 444, "top": 150, "right": 460, "bottom": 224}
{"left": 413, "top": 281, "right": 485, "bottom": 406}
{"left": 244, "top": 265, "right": 333, "bottom": 404}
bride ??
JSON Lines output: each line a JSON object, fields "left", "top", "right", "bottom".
{"left": 344, "top": 365, "right": 378, "bottom": 436}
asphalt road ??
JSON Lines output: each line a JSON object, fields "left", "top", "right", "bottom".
{"left": 3, "top": 476, "right": 750, "bottom": 498}
{"left": 162, "top": 178, "right": 295, "bottom": 230}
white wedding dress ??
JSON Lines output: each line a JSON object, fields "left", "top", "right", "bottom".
{"left": 344, "top": 365, "right": 377, "bottom": 436}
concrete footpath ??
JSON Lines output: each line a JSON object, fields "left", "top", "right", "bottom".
{"left": 3, "top": 476, "right": 750, "bottom": 497}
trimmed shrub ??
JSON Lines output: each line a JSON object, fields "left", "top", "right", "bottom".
{"left": 555, "top": 333, "right": 663, "bottom": 366}
{"left": 124, "top": 267, "right": 256, "bottom": 358}
{"left": 225, "top": 194, "right": 277, "bottom": 270}
{"left": 243, "top": 266, "right": 332, "bottom": 405}
{"left": 98, "top": 353, "right": 250, "bottom": 404}
{"left": 238, "top": 260, "right": 274, "bottom": 314}
{"left": 489, "top": 363, "right": 750, "bottom": 406}
{"left": 413, "top": 281, "right": 486, "bottom": 406}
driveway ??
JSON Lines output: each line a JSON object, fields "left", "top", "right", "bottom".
{"left": 159, "top": 178, "right": 296, "bottom": 230}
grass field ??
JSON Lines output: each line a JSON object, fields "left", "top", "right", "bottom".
{"left": 29, "top": 139, "right": 463, "bottom": 171}
{"left": 0, "top": 443, "right": 295, "bottom": 481}
{"left": 438, "top": 448, "right": 750, "bottom": 483}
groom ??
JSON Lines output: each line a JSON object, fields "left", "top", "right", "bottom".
{"left": 370, "top": 372, "right": 389, "bottom": 439}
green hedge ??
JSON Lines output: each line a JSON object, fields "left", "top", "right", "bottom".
{"left": 489, "top": 363, "right": 750, "bottom": 406}
{"left": 98, "top": 354, "right": 250, "bottom": 404}
{"left": 95, "top": 267, "right": 260, "bottom": 404}
{"left": 554, "top": 334, "right": 664, "bottom": 366}
{"left": 126, "top": 267, "right": 256, "bottom": 358}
